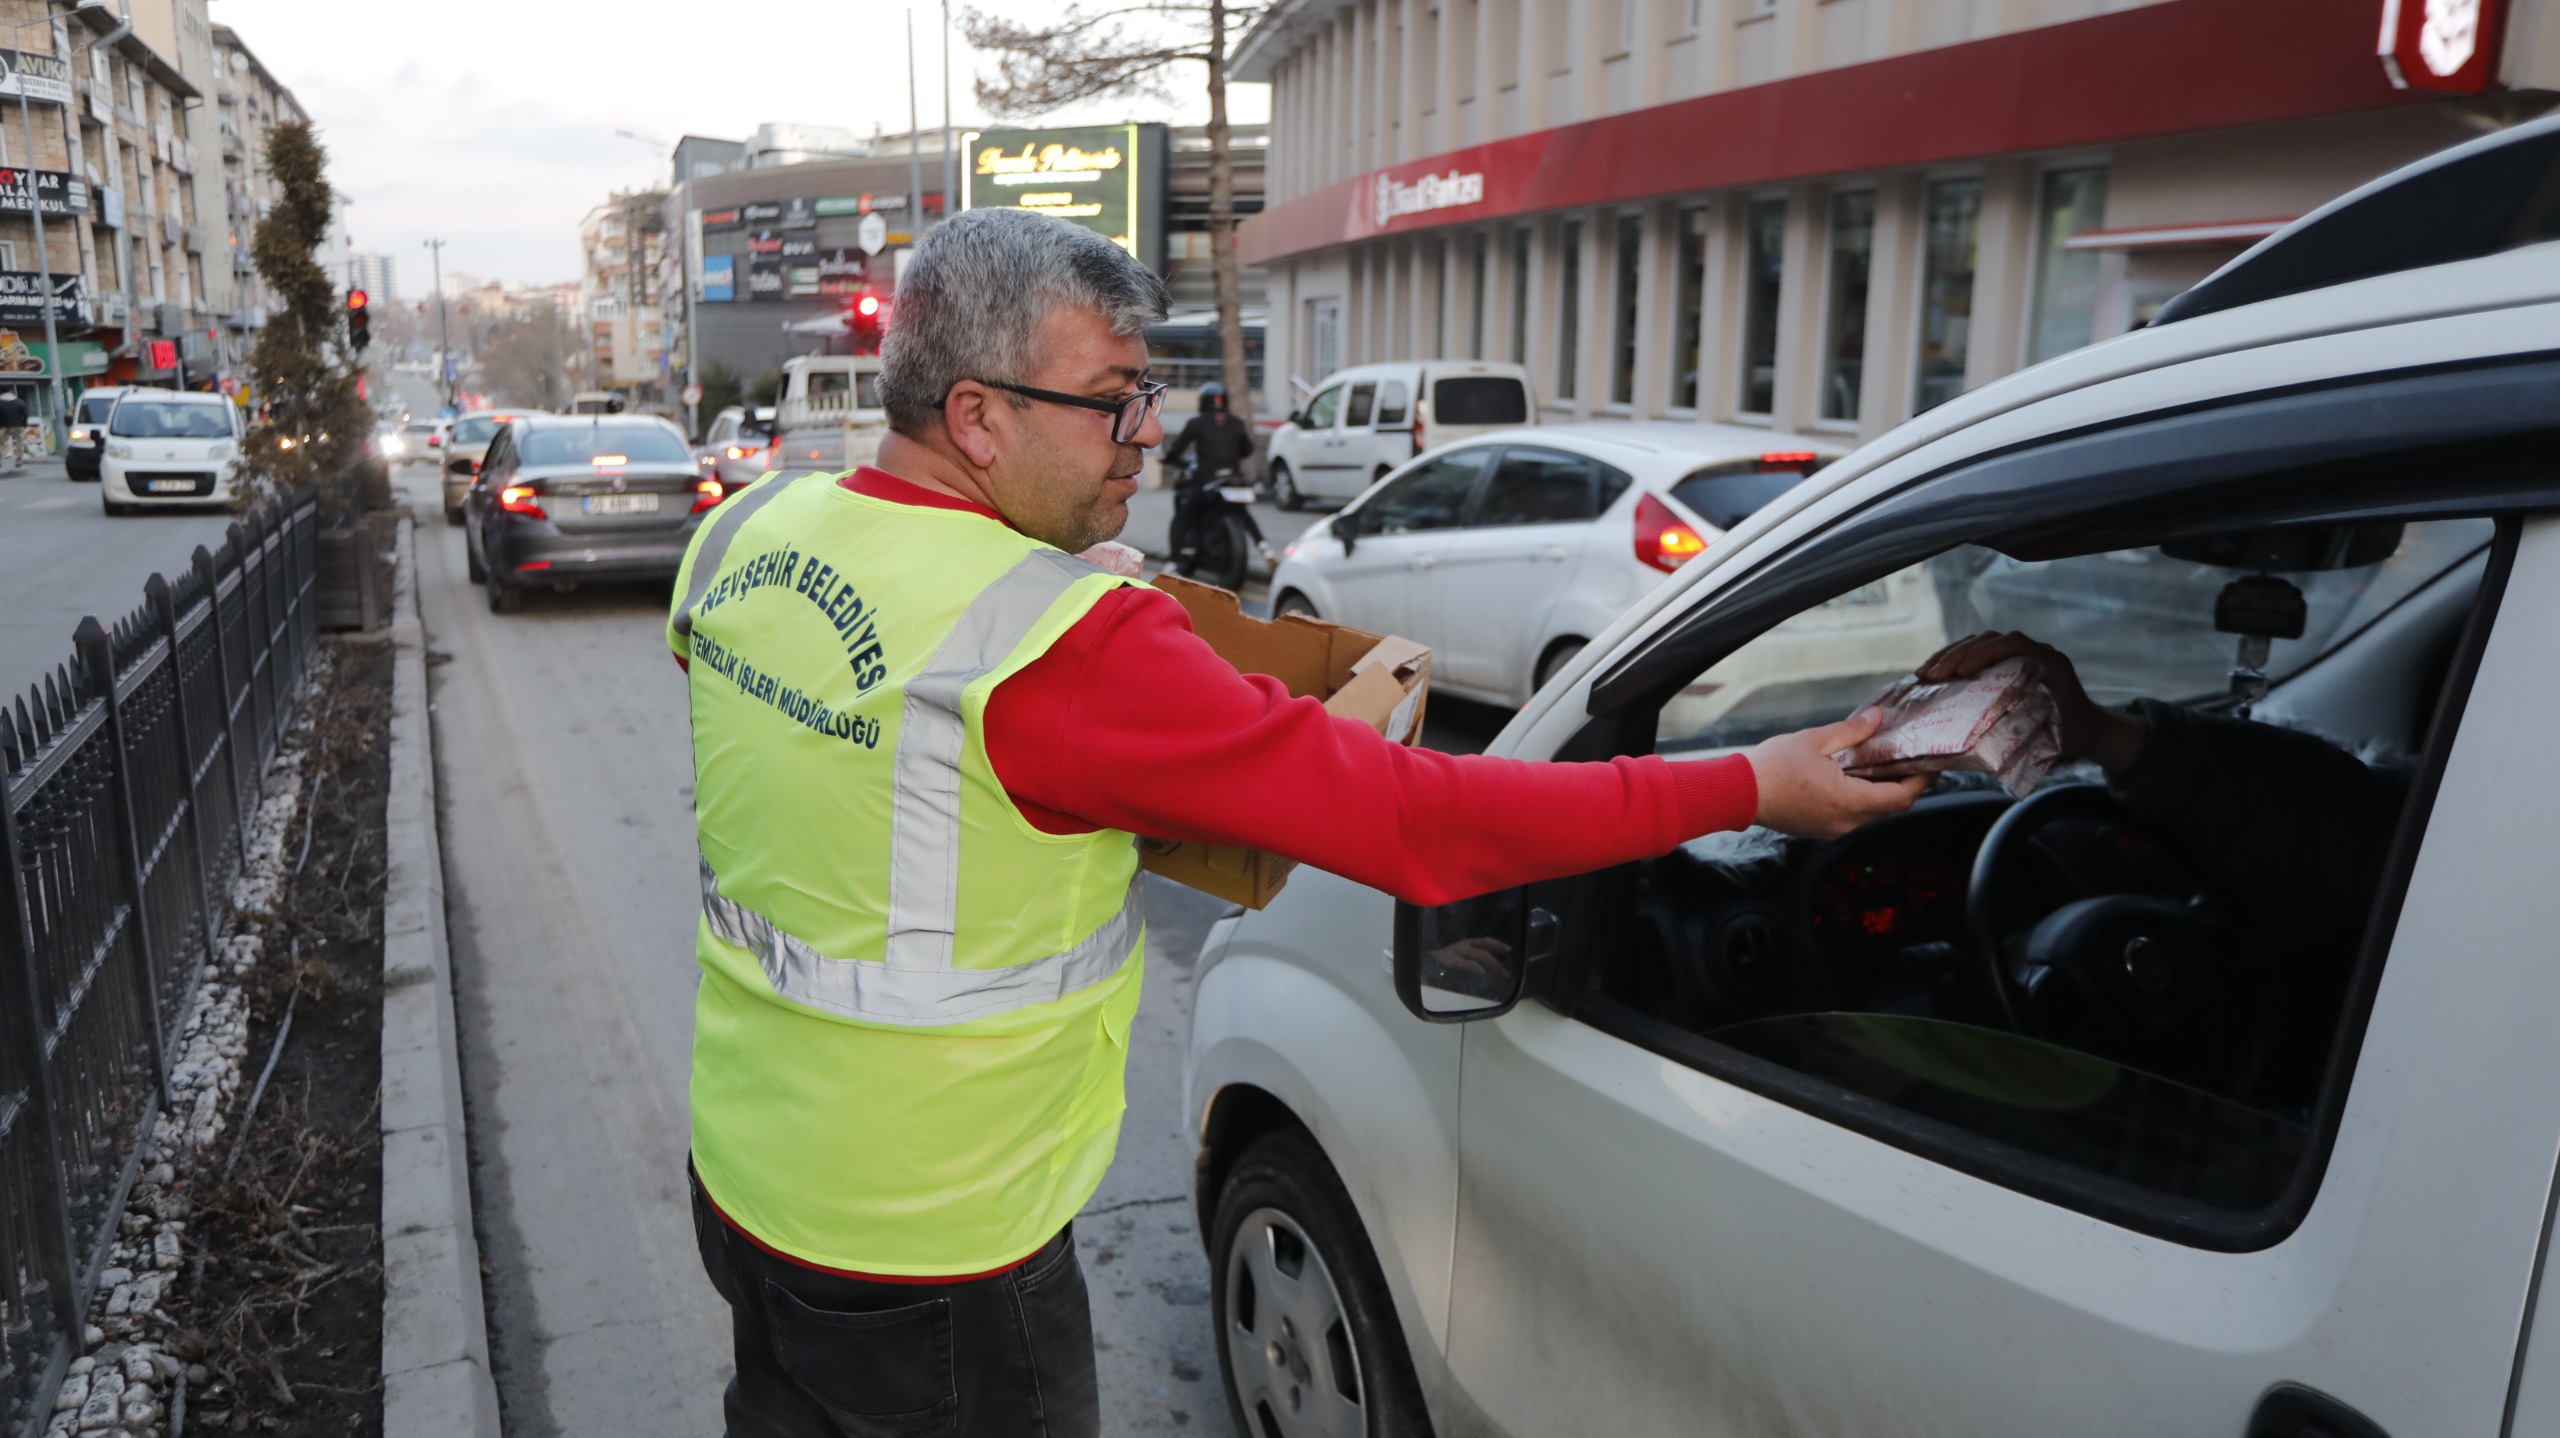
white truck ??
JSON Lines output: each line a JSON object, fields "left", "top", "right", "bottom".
{"left": 766, "top": 354, "right": 889, "bottom": 478}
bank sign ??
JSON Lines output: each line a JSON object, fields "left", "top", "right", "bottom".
{"left": 963, "top": 125, "right": 1149, "bottom": 261}
{"left": 2378, "top": 0, "right": 2506, "bottom": 91}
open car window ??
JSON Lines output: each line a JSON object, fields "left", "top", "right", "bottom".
{"left": 1586, "top": 514, "right": 2501, "bottom": 1239}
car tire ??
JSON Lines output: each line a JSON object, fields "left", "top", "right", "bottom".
{"left": 1374, "top": 465, "right": 1393, "bottom": 487}
{"left": 444, "top": 504, "right": 464, "bottom": 527}
{"left": 1210, "top": 1128, "right": 1433, "bottom": 1438}
{"left": 101, "top": 495, "right": 127, "bottom": 517}
{"left": 1271, "top": 462, "right": 1305, "bottom": 512}
{"left": 1274, "top": 590, "right": 1319, "bottom": 621}
{"left": 1534, "top": 637, "right": 1588, "bottom": 693}
{"left": 486, "top": 577, "right": 520, "bottom": 614}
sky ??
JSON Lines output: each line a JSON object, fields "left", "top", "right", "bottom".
{"left": 214, "top": 0, "right": 1271, "bottom": 290}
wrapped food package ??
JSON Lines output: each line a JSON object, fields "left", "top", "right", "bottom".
{"left": 1835, "top": 655, "right": 2062, "bottom": 799}
{"left": 1076, "top": 540, "right": 1149, "bottom": 578}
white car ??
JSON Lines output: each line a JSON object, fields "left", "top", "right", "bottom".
{"left": 98, "top": 389, "right": 245, "bottom": 515}
{"left": 1185, "top": 113, "right": 2560, "bottom": 1438}
{"left": 1268, "top": 361, "right": 1536, "bottom": 510}
{"left": 1269, "top": 424, "right": 1844, "bottom": 707}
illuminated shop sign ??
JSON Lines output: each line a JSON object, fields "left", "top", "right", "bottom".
{"left": 962, "top": 125, "right": 1162, "bottom": 267}
{"left": 1373, "top": 168, "right": 1485, "bottom": 226}
{"left": 2378, "top": 0, "right": 2505, "bottom": 91}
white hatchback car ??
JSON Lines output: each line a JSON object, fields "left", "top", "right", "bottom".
{"left": 1269, "top": 424, "right": 1844, "bottom": 706}
{"left": 1185, "top": 115, "right": 2560, "bottom": 1438}
{"left": 99, "top": 388, "right": 245, "bottom": 514}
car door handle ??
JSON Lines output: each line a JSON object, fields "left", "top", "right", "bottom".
{"left": 1537, "top": 546, "right": 1570, "bottom": 562}
{"left": 1409, "top": 553, "right": 1437, "bottom": 571}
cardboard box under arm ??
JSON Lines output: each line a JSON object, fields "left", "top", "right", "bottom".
{"left": 1138, "top": 575, "right": 1432, "bottom": 909}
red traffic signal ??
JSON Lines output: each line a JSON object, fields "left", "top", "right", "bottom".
{"left": 345, "top": 288, "right": 372, "bottom": 351}
{"left": 854, "top": 294, "right": 881, "bottom": 318}
{"left": 348, "top": 289, "right": 369, "bottom": 310}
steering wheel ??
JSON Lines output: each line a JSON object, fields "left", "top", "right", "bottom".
{"left": 1964, "top": 784, "right": 2262, "bottom": 1092}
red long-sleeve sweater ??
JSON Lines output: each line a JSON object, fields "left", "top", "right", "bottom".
{"left": 848, "top": 468, "right": 1760, "bottom": 898}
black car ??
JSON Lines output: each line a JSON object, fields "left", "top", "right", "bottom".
{"left": 463, "top": 413, "right": 727, "bottom": 613}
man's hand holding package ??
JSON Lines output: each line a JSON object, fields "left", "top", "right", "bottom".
{"left": 1914, "top": 630, "right": 2150, "bottom": 778}
{"left": 1749, "top": 709, "right": 1930, "bottom": 839}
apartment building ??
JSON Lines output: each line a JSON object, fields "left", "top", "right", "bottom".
{"left": 1235, "top": 0, "right": 2560, "bottom": 436}
{"left": 211, "top": 23, "right": 311, "bottom": 333}
{"left": 577, "top": 191, "right": 669, "bottom": 403}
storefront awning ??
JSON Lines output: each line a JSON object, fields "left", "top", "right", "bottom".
{"left": 2064, "top": 218, "right": 2296, "bottom": 252}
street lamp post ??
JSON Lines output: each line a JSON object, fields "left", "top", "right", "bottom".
{"left": 423, "top": 236, "right": 450, "bottom": 410}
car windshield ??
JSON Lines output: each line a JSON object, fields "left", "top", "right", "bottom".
{"left": 1670, "top": 458, "right": 1830, "bottom": 531}
{"left": 806, "top": 371, "right": 883, "bottom": 410}
{"left": 109, "top": 401, "right": 231, "bottom": 438}
{"left": 1432, "top": 376, "right": 1529, "bottom": 425}
{"left": 77, "top": 395, "right": 117, "bottom": 423}
{"left": 450, "top": 415, "right": 504, "bottom": 444}
{"left": 520, "top": 424, "right": 691, "bottom": 466}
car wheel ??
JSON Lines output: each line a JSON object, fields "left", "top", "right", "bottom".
{"left": 1374, "top": 466, "right": 1393, "bottom": 487}
{"left": 1211, "top": 1128, "right": 1432, "bottom": 1438}
{"left": 466, "top": 537, "right": 487, "bottom": 584}
{"left": 1271, "top": 462, "right": 1305, "bottom": 512}
{"left": 444, "top": 504, "right": 464, "bottom": 527}
{"left": 102, "top": 495, "right": 127, "bottom": 517}
{"left": 1534, "top": 637, "right": 1588, "bottom": 692}
{"left": 486, "top": 577, "right": 521, "bottom": 614}
{"left": 1275, "top": 590, "right": 1319, "bottom": 621}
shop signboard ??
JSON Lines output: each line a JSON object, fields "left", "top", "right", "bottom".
{"left": 0, "top": 167, "right": 86, "bottom": 218}
{"left": 856, "top": 211, "right": 887, "bottom": 255}
{"left": 740, "top": 201, "right": 783, "bottom": 225}
{"left": 962, "top": 124, "right": 1163, "bottom": 269}
{"left": 786, "top": 267, "right": 819, "bottom": 296}
{"left": 0, "top": 335, "right": 108, "bottom": 376}
{"left": 814, "top": 196, "right": 871, "bottom": 216}
{"left": 0, "top": 269, "right": 85, "bottom": 326}
{"left": 780, "top": 235, "right": 817, "bottom": 259}
{"left": 815, "top": 248, "right": 867, "bottom": 296}
{"left": 745, "top": 258, "right": 785, "bottom": 299}
{"left": 780, "top": 196, "right": 817, "bottom": 230}
{"left": 701, "top": 206, "right": 743, "bottom": 232}
{"left": 2378, "top": 0, "right": 2505, "bottom": 91}
{"left": 0, "top": 48, "right": 71, "bottom": 105}
{"left": 700, "top": 253, "right": 735, "bottom": 301}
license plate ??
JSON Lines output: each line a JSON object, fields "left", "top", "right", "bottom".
{"left": 1217, "top": 486, "right": 1259, "bottom": 504}
{"left": 147, "top": 479, "right": 196, "bottom": 493}
{"left": 582, "top": 493, "right": 659, "bottom": 515}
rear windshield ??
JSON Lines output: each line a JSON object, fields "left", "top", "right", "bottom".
{"left": 109, "top": 400, "right": 231, "bottom": 438}
{"left": 77, "top": 394, "right": 116, "bottom": 423}
{"left": 1669, "top": 457, "right": 1831, "bottom": 531}
{"left": 521, "top": 424, "right": 691, "bottom": 466}
{"left": 1432, "top": 376, "right": 1528, "bottom": 426}
{"left": 807, "top": 370, "right": 884, "bottom": 409}
{"left": 450, "top": 415, "right": 505, "bottom": 444}
{"left": 402, "top": 424, "right": 438, "bottom": 438}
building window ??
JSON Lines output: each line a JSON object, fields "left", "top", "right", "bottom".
{"left": 1914, "top": 177, "right": 1981, "bottom": 413}
{"left": 1309, "top": 298, "right": 1341, "bottom": 381}
{"left": 1671, "top": 206, "right": 1708, "bottom": 409}
{"left": 1819, "top": 190, "right": 1873, "bottom": 423}
{"left": 1469, "top": 230, "right": 1489, "bottom": 359}
{"left": 1510, "top": 227, "right": 1532, "bottom": 364}
{"left": 1432, "top": 236, "right": 1449, "bottom": 357}
{"left": 1738, "top": 197, "right": 1785, "bottom": 414}
{"left": 1556, "top": 219, "right": 1582, "bottom": 401}
{"left": 2028, "top": 166, "right": 2110, "bottom": 365}
{"left": 1609, "top": 213, "right": 1642, "bottom": 405}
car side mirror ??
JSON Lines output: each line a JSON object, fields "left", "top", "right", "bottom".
{"left": 1392, "top": 889, "right": 1548, "bottom": 1022}
{"left": 1330, "top": 511, "right": 1359, "bottom": 555}
{"left": 1287, "top": 411, "right": 1306, "bottom": 428}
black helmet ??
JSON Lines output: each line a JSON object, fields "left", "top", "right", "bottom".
{"left": 1198, "top": 381, "right": 1227, "bottom": 413}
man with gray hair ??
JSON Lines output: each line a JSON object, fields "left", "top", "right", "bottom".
{"left": 669, "top": 206, "right": 1916, "bottom": 1436}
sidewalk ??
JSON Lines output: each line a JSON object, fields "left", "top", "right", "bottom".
{"left": 0, "top": 453, "right": 69, "bottom": 482}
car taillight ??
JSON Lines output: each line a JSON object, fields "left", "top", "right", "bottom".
{"left": 1633, "top": 493, "right": 1707, "bottom": 573}
{"left": 761, "top": 447, "right": 780, "bottom": 473}
{"left": 499, "top": 484, "right": 547, "bottom": 519}
{"left": 692, "top": 478, "right": 725, "bottom": 514}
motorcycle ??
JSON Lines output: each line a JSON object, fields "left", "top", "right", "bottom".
{"left": 1169, "top": 460, "right": 1272, "bottom": 595}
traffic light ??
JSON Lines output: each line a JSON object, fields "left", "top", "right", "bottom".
{"left": 847, "top": 289, "right": 887, "bottom": 354}
{"left": 346, "top": 289, "right": 370, "bottom": 351}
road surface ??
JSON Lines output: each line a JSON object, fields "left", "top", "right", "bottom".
{"left": 0, "top": 460, "right": 236, "bottom": 691}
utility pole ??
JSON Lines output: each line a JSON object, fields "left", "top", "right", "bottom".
{"left": 940, "top": 0, "right": 954, "bottom": 229}
{"left": 424, "top": 237, "right": 451, "bottom": 410}
{"left": 906, "top": 10, "right": 922, "bottom": 245}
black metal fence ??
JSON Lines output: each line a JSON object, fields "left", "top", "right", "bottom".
{"left": 0, "top": 495, "right": 318, "bottom": 1432}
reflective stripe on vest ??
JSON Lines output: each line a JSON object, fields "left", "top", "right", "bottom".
{"left": 700, "top": 857, "right": 1143, "bottom": 1026}
{"left": 695, "top": 539, "right": 1143, "bottom": 1026}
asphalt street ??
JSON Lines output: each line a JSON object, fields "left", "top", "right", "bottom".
{"left": 0, "top": 458, "right": 237, "bottom": 692}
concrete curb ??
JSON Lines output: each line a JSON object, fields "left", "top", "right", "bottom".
{"left": 378, "top": 510, "right": 503, "bottom": 1436}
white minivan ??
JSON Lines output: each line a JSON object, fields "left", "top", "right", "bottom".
{"left": 1185, "top": 114, "right": 2560, "bottom": 1438}
{"left": 1267, "top": 361, "right": 1534, "bottom": 509}
{"left": 98, "top": 388, "right": 245, "bottom": 515}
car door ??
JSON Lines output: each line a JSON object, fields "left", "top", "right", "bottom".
{"left": 1362, "top": 377, "right": 1414, "bottom": 482}
{"left": 467, "top": 427, "right": 515, "bottom": 569}
{"left": 1323, "top": 381, "right": 1377, "bottom": 498}
{"left": 1429, "top": 446, "right": 1609, "bottom": 699}
{"left": 1292, "top": 383, "right": 1347, "bottom": 492}
{"left": 1318, "top": 447, "right": 1489, "bottom": 642}
{"left": 1410, "top": 362, "right": 2560, "bottom": 1437}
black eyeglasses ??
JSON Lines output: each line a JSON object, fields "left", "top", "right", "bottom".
{"left": 973, "top": 378, "right": 1169, "bottom": 445}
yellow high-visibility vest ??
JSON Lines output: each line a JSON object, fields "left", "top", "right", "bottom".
{"left": 668, "top": 472, "right": 1144, "bottom": 1275}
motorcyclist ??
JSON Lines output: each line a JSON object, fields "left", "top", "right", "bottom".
{"left": 1162, "top": 382, "right": 1258, "bottom": 569}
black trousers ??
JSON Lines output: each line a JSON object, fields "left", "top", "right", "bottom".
{"left": 691, "top": 1174, "right": 1101, "bottom": 1438}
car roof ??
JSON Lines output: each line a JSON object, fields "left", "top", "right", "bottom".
{"left": 1428, "top": 421, "right": 1844, "bottom": 475}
